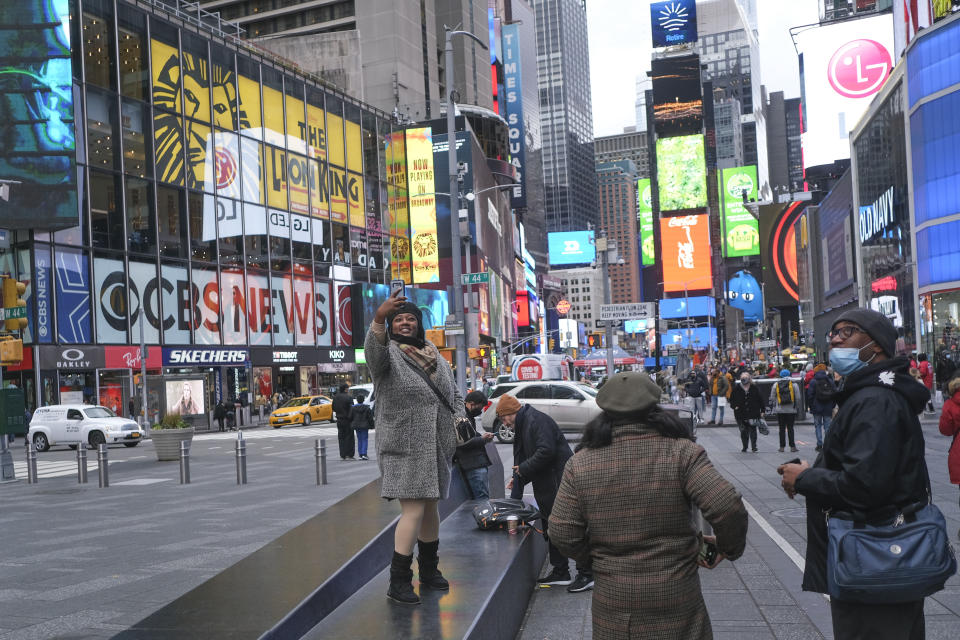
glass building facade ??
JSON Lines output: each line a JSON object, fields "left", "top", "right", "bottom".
{"left": 1, "top": 0, "right": 414, "bottom": 417}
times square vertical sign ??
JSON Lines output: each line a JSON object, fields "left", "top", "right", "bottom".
{"left": 501, "top": 23, "right": 526, "bottom": 209}
{"left": 0, "top": 0, "right": 78, "bottom": 230}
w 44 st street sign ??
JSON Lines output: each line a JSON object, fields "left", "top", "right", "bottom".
{"left": 0, "top": 307, "right": 26, "bottom": 321}
{"left": 599, "top": 302, "right": 656, "bottom": 321}
{"left": 461, "top": 272, "right": 489, "bottom": 285}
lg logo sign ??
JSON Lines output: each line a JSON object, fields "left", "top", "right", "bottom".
{"left": 828, "top": 39, "right": 891, "bottom": 99}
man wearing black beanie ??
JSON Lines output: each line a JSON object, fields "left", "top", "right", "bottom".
{"left": 778, "top": 308, "right": 932, "bottom": 639}
{"left": 454, "top": 390, "right": 495, "bottom": 499}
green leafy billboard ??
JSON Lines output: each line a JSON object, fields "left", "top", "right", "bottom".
{"left": 719, "top": 165, "right": 760, "bottom": 257}
{"left": 655, "top": 135, "right": 706, "bottom": 212}
{"left": 637, "top": 178, "right": 655, "bottom": 266}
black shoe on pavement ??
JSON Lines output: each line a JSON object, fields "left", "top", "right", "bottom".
{"left": 567, "top": 573, "right": 594, "bottom": 593}
{"left": 536, "top": 567, "right": 572, "bottom": 586}
{"left": 790, "top": 447, "right": 799, "bottom": 452}
{"left": 815, "top": 445, "right": 822, "bottom": 452}
{"left": 741, "top": 448, "right": 747, "bottom": 453}
{"left": 752, "top": 448, "right": 758, "bottom": 453}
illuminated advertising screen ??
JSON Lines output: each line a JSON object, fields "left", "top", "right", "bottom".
{"left": 0, "top": 0, "right": 77, "bottom": 230}
{"left": 797, "top": 14, "right": 894, "bottom": 169}
{"left": 759, "top": 202, "right": 804, "bottom": 306}
{"left": 637, "top": 178, "right": 655, "bottom": 266}
{"left": 165, "top": 379, "right": 206, "bottom": 416}
{"left": 659, "top": 214, "right": 712, "bottom": 293}
{"left": 719, "top": 165, "right": 760, "bottom": 257}
{"left": 651, "top": 55, "right": 703, "bottom": 136}
{"left": 405, "top": 128, "right": 440, "bottom": 283}
{"left": 659, "top": 296, "right": 717, "bottom": 319}
{"left": 663, "top": 327, "right": 717, "bottom": 350}
{"left": 650, "top": 0, "right": 698, "bottom": 48}
{"left": 656, "top": 135, "right": 707, "bottom": 211}
{"left": 548, "top": 231, "right": 596, "bottom": 266}
{"left": 385, "top": 131, "right": 412, "bottom": 283}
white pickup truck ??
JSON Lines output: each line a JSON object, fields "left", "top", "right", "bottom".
{"left": 28, "top": 405, "right": 145, "bottom": 452}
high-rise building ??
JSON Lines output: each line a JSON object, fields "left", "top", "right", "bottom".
{"left": 533, "top": 0, "right": 599, "bottom": 232}
{"left": 766, "top": 91, "right": 805, "bottom": 198}
{"left": 594, "top": 128, "right": 650, "bottom": 179}
{"left": 713, "top": 98, "right": 744, "bottom": 166}
{"left": 635, "top": 76, "right": 652, "bottom": 132}
{"left": 596, "top": 160, "right": 640, "bottom": 304}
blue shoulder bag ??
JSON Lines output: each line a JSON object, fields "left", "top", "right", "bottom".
{"left": 826, "top": 456, "right": 957, "bottom": 603}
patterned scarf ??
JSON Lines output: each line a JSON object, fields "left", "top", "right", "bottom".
{"left": 397, "top": 342, "right": 439, "bottom": 381}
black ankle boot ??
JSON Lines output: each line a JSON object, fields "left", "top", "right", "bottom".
{"left": 417, "top": 539, "right": 449, "bottom": 590}
{"left": 387, "top": 551, "right": 420, "bottom": 604}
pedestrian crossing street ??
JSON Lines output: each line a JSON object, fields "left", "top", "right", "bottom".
{"left": 197, "top": 424, "right": 340, "bottom": 441}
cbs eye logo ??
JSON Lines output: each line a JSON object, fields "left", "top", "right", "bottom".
{"left": 827, "top": 39, "right": 891, "bottom": 99}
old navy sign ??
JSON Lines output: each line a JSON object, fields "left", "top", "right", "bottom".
{"left": 501, "top": 23, "right": 526, "bottom": 209}
{"left": 163, "top": 347, "right": 250, "bottom": 366}
{"left": 858, "top": 186, "right": 895, "bottom": 244}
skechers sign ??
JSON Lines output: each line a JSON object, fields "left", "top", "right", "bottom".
{"left": 650, "top": 0, "right": 697, "bottom": 47}
{"left": 858, "top": 186, "right": 895, "bottom": 244}
{"left": 547, "top": 231, "right": 596, "bottom": 266}
{"left": 163, "top": 347, "right": 249, "bottom": 366}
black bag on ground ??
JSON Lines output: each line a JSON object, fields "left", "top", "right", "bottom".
{"left": 472, "top": 498, "right": 541, "bottom": 530}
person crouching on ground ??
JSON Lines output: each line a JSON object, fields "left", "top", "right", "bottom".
{"left": 455, "top": 390, "right": 495, "bottom": 499}
{"left": 498, "top": 394, "right": 593, "bottom": 591}
{"left": 549, "top": 371, "right": 748, "bottom": 639}
{"left": 365, "top": 289, "right": 462, "bottom": 605}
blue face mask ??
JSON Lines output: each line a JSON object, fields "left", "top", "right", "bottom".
{"left": 829, "top": 341, "right": 876, "bottom": 376}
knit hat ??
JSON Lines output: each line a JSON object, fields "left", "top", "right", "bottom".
{"left": 465, "top": 390, "right": 487, "bottom": 405}
{"left": 832, "top": 308, "right": 898, "bottom": 357}
{"left": 780, "top": 369, "right": 791, "bottom": 378}
{"left": 596, "top": 371, "right": 661, "bottom": 417}
{"left": 386, "top": 300, "right": 425, "bottom": 345}
{"left": 496, "top": 394, "right": 522, "bottom": 417}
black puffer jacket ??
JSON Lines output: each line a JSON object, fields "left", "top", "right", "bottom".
{"left": 509, "top": 405, "right": 573, "bottom": 515}
{"left": 794, "top": 356, "right": 930, "bottom": 594}
{"left": 729, "top": 382, "right": 765, "bottom": 421}
{"left": 453, "top": 416, "right": 491, "bottom": 471}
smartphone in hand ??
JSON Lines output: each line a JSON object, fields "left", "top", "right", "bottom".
{"left": 699, "top": 540, "right": 718, "bottom": 566}
{"left": 390, "top": 278, "right": 406, "bottom": 298}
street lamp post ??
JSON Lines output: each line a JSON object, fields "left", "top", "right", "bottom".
{"left": 445, "top": 25, "right": 487, "bottom": 395}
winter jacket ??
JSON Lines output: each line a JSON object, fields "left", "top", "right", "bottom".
{"left": 453, "top": 416, "right": 492, "bottom": 471}
{"left": 711, "top": 373, "right": 731, "bottom": 398}
{"left": 685, "top": 371, "right": 708, "bottom": 398}
{"left": 805, "top": 370, "right": 837, "bottom": 417}
{"left": 793, "top": 356, "right": 930, "bottom": 595}
{"left": 729, "top": 383, "right": 764, "bottom": 421}
{"left": 768, "top": 379, "right": 800, "bottom": 414}
{"left": 509, "top": 404, "right": 573, "bottom": 516}
{"left": 349, "top": 402, "right": 374, "bottom": 430}
{"left": 938, "top": 392, "right": 960, "bottom": 485}
{"left": 919, "top": 360, "right": 934, "bottom": 390}
{"left": 549, "top": 423, "right": 747, "bottom": 640}
{"left": 332, "top": 392, "right": 354, "bottom": 421}
{"left": 364, "top": 322, "right": 462, "bottom": 500}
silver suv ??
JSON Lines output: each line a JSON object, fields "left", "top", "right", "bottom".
{"left": 481, "top": 380, "right": 601, "bottom": 443}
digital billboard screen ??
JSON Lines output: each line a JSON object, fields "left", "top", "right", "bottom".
{"left": 659, "top": 214, "right": 712, "bottom": 293}
{"left": 797, "top": 14, "right": 894, "bottom": 169}
{"left": 637, "top": 178, "right": 655, "bottom": 266}
{"left": 656, "top": 135, "right": 707, "bottom": 212}
{"left": 650, "top": 0, "right": 698, "bottom": 48}
{"left": 166, "top": 379, "right": 206, "bottom": 416}
{"left": 651, "top": 55, "right": 702, "bottom": 136}
{"left": 659, "top": 296, "right": 717, "bottom": 319}
{"left": 548, "top": 231, "right": 595, "bottom": 266}
{"left": 0, "top": 0, "right": 77, "bottom": 230}
{"left": 719, "top": 165, "right": 760, "bottom": 257}
{"left": 406, "top": 128, "right": 440, "bottom": 284}
{"left": 759, "top": 202, "right": 804, "bottom": 306}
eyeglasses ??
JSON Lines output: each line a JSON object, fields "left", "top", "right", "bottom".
{"left": 827, "top": 326, "right": 867, "bottom": 340}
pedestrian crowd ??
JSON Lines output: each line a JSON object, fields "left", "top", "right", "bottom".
{"left": 362, "top": 290, "right": 959, "bottom": 639}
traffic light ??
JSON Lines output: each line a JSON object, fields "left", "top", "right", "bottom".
{"left": 425, "top": 329, "right": 445, "bottom": 347}
{"left": 587, "top": 334, "right": 599, "bottom": 348}
{"left": 478, "top": 347, "right": 486, "bottom": 358}
{"left": 549, "top": 338, "right": 555, "bottom": 351}
{"left": 468, "top": 347, "right": 478, "bottom": 359}
{"left": 2, "top": 276, "right": 27, "bottom": 332}
{"left": 0, "top": 336, "right": 22, "bottom": 365}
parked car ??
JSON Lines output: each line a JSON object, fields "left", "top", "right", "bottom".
{"left": 268, "top": 395, "right": 333, "bottom": 428}
{"left": 28, "top": 405, "right": 145, "bottom": 452}
{"left": 481, "top": 380, "right": 602, "bottom": 444}
{"left": 348, "top": 384, "right": 374, "bottom": 403}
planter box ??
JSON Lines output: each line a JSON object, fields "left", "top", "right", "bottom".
{"left": 151, "top": 428, "right": 194, "bottom": 461}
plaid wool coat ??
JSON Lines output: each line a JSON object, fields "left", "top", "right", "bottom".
{"left": 549, "top": 423, "right": 748, "bottom": 640}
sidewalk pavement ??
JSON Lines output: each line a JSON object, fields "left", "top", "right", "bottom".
{"left": 512, "top": 419, "right": 960, "bottom": 640}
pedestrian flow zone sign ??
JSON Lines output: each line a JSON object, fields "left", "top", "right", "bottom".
{"left": 599, "top": 302, "right": 656, "bottom": 321}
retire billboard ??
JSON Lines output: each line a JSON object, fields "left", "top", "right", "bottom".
{"left": 660, "top": 215, "right": 712, "bottom": 293}
{"left": 650, "top": 0, "right": 698, "bottom": 48}
{"left": 548, "top": 231, "right": 596, "bottom": 266}
{"left": 719, "top": 165, "right": 760, "bottom": 257}
{"left": 656, "top": 135, "right": 707, "bottom": 212}
{"left": 637, "top": 178, "right": 655, "bottom": 266}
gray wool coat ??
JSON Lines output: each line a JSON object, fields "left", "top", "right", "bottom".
{"left": 364, "top": 322, "right": 463, "bottom": 500}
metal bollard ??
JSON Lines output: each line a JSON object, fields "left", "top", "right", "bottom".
{"left": 26, "top": 443, "right": 38, "bottom": 484}
{"left": 235, "top": 431, "right": 247, "bottom": 485}
{"left": 97, "top": 444, "right": 109, "bottom": 488}
{"left": 179, "top": 440, "right": 191, "bottom": 484}
{"left": 76, "top": 445, "right": 88, "bottom": 484}
{"left": 315, "top": 439, "right": 328, "bottom": 486}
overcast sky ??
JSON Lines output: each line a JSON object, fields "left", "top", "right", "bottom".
{"left": 586, "top": 1, "right": 820, "bottom": 138}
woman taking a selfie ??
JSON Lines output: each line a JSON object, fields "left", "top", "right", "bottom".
{"left": 365, "top": 289, "right": 462, "bottom": 605}
{"left": 549, "top": 371, "right": 748, "bottom": 639}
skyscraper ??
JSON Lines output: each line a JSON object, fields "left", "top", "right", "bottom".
{"left": 533, "top": 0, "right": 599, "bottom": 232}
{"left": 596, "top": 160, "right": 640, "bottom": 304}
{"left": 594, "top": 128, "right": 650, "bottom": 179}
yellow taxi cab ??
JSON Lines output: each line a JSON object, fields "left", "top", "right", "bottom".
{"left": 269, "top": 395, "right": 333, "bottom": 428}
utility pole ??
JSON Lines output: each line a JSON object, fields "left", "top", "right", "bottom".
{"left": 596, "top": 231, "right": 616, "bottom": 379}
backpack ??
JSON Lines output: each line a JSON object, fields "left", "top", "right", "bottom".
{"left": 775, "top": 379, "right": 794, "bottom": 405}
{"left": 472, "top": 498, "right": 541, "bottom": 530}
{"left": 814, "top": 377, "right": 834, "bottom": 404}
